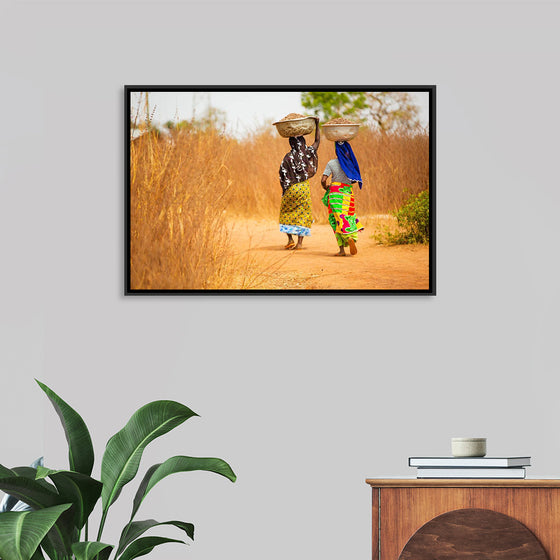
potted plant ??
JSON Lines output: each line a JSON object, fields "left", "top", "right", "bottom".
{"left": 0, "top": 380, "right": 236, "bottom": 560}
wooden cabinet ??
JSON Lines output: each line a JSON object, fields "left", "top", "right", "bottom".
{"left": 365, "top": 479, "right": 560, "bottom": 560}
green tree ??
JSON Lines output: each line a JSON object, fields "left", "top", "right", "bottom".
{"left": 301, "top": 91, "right": 421, "bottom": 132}
{"left": 300, "top": 91, "right": 368, "bottom": 122}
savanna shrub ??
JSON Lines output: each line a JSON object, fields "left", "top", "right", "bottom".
{"left": 377, "top": 190, "right": 430, "bottom": 244}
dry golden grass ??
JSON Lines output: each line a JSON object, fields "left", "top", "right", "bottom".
{"left": 352, "top": 128, "right": 429, "bottom": 214}
{"left": 130, "top": 129, "right": 235, "bottom": 290}
{"left": 129, "top": 126, "right": 429, "bottom": 290}
{"left": 226, "top": 126, "right": 429, "bottom": 223}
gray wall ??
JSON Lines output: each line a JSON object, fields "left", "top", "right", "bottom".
{"left": 2, "top": 1, "right": 559, "bottom": 559}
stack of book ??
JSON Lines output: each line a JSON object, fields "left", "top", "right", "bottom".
{"left": 409, "top": 456, "right": 531, "bottom": 478}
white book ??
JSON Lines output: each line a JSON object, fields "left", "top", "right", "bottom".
{"left": 416, "top": 467, "right": 526, "bottom": 479}
{"left": 409, "top": 456, "right": 531, "bottom": 468}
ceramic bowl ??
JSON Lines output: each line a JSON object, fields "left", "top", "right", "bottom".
{"left": 451, "top": 437, "right": 487, "bottom": 457}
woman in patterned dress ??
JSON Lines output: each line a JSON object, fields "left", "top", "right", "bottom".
{"left": 321, "top": 140, "right": 363, "bottom": 256}
{"left": 278, "top": 118, "right": 320, "bottom": 250}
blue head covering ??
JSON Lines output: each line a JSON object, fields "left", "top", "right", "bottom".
{"left": 335, "top": 141, "right": 362, "bottom": 189}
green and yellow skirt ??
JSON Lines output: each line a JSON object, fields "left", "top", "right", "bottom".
{"left": 322, "top": 182, "right": 363, "bottom": 247}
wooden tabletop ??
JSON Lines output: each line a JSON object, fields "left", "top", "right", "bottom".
{"left": 366, "top": 478, "right": 560, "bottom": 488}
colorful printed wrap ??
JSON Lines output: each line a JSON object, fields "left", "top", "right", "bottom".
{"left": 279, "top": 179, "right": 312, "bottom": 236}
{"left": 279, "top": 136, "right": 318, "bottom": 195}
{"left": 322, "top": 182, "right": 363, "bottom": 247}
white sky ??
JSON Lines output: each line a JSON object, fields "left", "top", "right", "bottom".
{"left": 130, "top": 90, "right": 430, "bottom": 137}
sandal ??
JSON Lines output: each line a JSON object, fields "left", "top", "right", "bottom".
{"left": 348, "top": 238, "right": 358, "bottom": 255}
{"left": 284, "top": 241, "right": 296, "bottom": 250}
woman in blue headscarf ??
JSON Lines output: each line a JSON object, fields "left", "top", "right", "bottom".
{"left": 321, "top": 140, "right": 363, "bottom": 256}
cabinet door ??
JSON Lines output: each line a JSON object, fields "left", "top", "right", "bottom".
{"left": 378, "top": 487, "right": 560, "bottom": 559}
{"left": 398, "top": 508, "right": 547, "bottom": 559}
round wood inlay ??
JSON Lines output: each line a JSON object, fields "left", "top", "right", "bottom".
{"left": 398, "top": 508, "right": 547, "bottom": 559}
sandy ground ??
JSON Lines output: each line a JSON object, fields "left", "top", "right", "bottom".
{"left": 228, "top": 217, "right": 430, "bottom": 291}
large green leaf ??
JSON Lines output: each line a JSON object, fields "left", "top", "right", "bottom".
{"left": 39, "top": 523, "right": 78, "bottom": 560}
{"left": 0, "top": 465, "right": 15, "bottom": 478}
{"left": 0, "top": 476, "right": 61, "bottom": 510}
{"left": 11, "top": 468, "right": 40, "bottom": 478}
{"left": 36, "top": 380, "right": 94, "bottom": 476}
{"left": 130, "top": 456, "right": 236, "bottom": 521}
{"left": 41, "top": 518, "right": 76, "bottom": 560}
{"left": 0, "top": 503, "right": 71, "bottom": 560}
{"left": 100, "top": 401, "right": 197, "bottom": 512}
{"left": 30, "top": 546, "right": 45, "bottom": 560}
{"left": 117, "top": 519, "right": 194, "bottom": 556}
{"left": 36, "top": 467, "right": 102, "bottom": 529}
{"left": 1, "top": 465, "right": 56, "bottom": 515}
{"left": 118, "top": 536, "right": 185, "bottom": 560}
{"left": 37, "top": 535, "right": 57, "bottom": 560}
{"left": 0, "top": 467, "right": 20, "bottom": 513}
{"left": 11, "top": 467, "right": 57, "bottom": 494}
{"left": 0, "top": 475, "right": 76, "bottom": 558}
{"left": 71, "top": 541, "right": 113, "bottom": 560}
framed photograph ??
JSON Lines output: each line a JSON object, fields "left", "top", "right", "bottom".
{"left": 125, "top": 85, "right": 435, "bottom": 295}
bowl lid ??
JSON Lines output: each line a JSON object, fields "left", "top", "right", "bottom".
{"left": 452, "top": 437, "right": 487, "bottom": 442}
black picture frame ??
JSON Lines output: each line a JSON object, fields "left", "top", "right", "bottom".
{"left": 125, "top": 85, "right": 435, "bottom": 295}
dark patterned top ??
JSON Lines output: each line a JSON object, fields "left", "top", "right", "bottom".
{"left": 279, "top": 136, "right": 318, "bottom": 195}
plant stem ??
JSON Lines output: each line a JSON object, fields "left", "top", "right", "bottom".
{"left": 97, "top": 510, "right": 108, "bottom": 541}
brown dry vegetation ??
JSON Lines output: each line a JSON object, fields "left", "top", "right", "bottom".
{"left": 130, "top": 130, "right": 234, "bottom": 290}
{"left": 129, "top": 126, "right": 429, "bottom": 290}
{"left": 227, "top": 127, "right": 429, "bottom": 222}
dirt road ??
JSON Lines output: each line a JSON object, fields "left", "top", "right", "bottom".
{"left": 228, "top": 217, "right": 430, "bottom": 291}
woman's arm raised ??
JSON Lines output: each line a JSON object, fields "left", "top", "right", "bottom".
{"left": 311, "top": 117, "right": 320, "bottom": 151}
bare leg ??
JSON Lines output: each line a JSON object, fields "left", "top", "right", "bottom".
{"left": 294, "top": 235, "right": 304, "bottom": 250}
{"left": 285, "top": 234, "right": 296, "bottom": 249}
{"left": 334, "top": 233, "right": 346, "bottom": 256}
{"left": 335, "top": 246, "right": 346, "bottom": 257}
